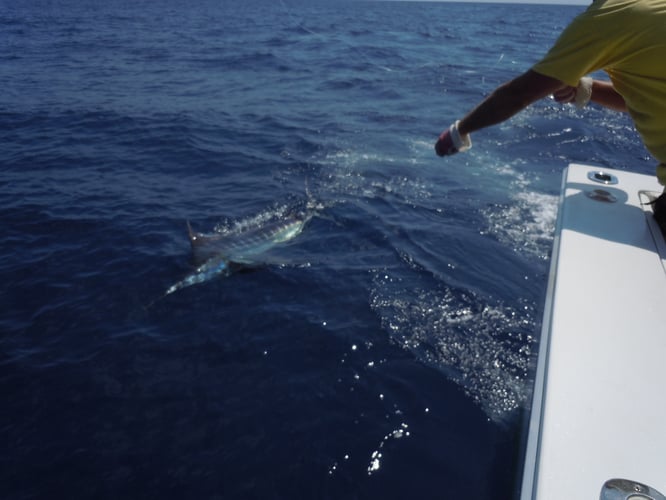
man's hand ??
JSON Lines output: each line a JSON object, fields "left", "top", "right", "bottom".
{"left": 553, "top": 77, "right": 593, "bottom": 108}
{"left": 553, "top": 85, "right": 577, "bottom": 104}
{"left": 435, "top": 128, "right": 458, "bottom": 156}
{"left": 435, "top": 121, "right": 472, "bottom": 157}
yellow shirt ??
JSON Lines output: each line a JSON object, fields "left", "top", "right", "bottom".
{"left": 532, "top": 0, "right": 666, "bottom": 180}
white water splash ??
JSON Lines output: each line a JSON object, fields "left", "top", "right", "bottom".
{"left": 481, "top": 163, "right": 558, "bottom": 261}
{"left": 314, "top": 146, "right": 434, "bottom": 206}
{"left": 213, "top": 203, "right": 292, "bottom": 235}
{"left": 370, "top": 272, "right": 537, "bottom": 422}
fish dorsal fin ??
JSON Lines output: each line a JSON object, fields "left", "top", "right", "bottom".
{"left": 187, "top": 221, "right": 220, "bottom": 248}
{"left": 187, "top": 221, "right": 200, "bottom": 247}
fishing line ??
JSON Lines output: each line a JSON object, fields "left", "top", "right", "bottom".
{"left": 481, "top": 52, "right": 505, "bottom": 95}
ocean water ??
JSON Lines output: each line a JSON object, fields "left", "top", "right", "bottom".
{"left": 1, "top": 0, "right": 653, "bottom": 499}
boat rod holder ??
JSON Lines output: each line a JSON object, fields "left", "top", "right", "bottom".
{"left": 601, "top": 478, "right": 666, "bottom": 500}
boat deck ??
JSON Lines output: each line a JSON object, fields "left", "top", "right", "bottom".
{"left": 521, "top": 164, "right": 666, "bottom": 499}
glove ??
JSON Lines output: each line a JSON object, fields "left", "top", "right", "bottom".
{"left": 435, "top": 120, "right": 472, "bottom": 157}
{"left": 574, "top": 77, "right": 593, "bottom": 108}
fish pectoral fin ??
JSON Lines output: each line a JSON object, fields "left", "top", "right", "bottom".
{"left": 227, "top": 256, "right": 258, "bottom": 266}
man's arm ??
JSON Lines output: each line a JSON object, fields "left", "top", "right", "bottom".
{"left": 435, "top": 70, "right": 565, "bottom": 156}
{"left": 458, "top": 70, "right": 564, "bottom": 136}
{"left": 591, "top": 80, "right": 627, "bottom": 111}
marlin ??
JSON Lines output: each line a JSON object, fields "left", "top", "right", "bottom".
{"left": 161, "top": 199, "right": 317, "bottom": 298}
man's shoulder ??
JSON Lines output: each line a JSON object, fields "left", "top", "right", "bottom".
{"left": 588, "top": 0, "right": 666, "bottom": 14}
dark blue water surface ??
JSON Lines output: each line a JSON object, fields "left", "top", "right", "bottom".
{"left": 1, "top": 0, "right": 652, "bottom": 498}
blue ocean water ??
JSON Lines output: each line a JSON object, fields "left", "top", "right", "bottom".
{"left": 1, "top": 0, "right": 653, "bottom": 498}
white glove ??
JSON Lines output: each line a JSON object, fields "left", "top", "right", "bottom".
{"left": 575, "top": 77, "right": 593, "bottom": 108}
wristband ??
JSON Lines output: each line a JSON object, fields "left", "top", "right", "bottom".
{"left": 450, "top": 120, "right": 472, "bottom": 152}
{"left": 575, "top": 77, "right": 593, "bottom": 108}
